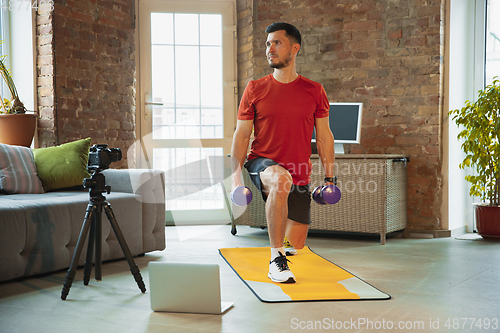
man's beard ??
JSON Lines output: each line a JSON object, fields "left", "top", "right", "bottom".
{"left": 268, "top": 52, "right": 292, "bottom": 69}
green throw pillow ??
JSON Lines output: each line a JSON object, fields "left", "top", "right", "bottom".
{"left": 33, "top": 138, "right": 91, "bottom": 191}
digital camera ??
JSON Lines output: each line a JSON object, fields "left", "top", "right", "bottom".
{"left": 88, "top": 144, "right": 122, "bottom": 171}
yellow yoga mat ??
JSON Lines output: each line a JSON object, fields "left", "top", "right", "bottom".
{"left": 219, "top": 246, "right": 391, "bottom": 302}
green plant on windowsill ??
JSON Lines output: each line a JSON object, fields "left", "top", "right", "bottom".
{"left": 0, "top": 43, "right": 27, "bottom": 114}
{"left": 448, "top": 76, "right": 500, "bottom": 206}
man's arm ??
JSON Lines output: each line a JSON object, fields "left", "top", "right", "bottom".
{"left": 231, "top": 119, "right": 254, "bottom": 188}
{"left": 314, "top": 116, "right": 335, "bottom": 182}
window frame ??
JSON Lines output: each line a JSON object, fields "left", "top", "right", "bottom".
{"left": 0, "top": 7, "right": 12, "bottom": 102}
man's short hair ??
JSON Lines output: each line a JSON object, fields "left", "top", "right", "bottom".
{"left": 265, "top": 22, "right": 302, "bottom": 46}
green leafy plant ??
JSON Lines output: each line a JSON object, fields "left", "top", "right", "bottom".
{"left": 449, "top": 77, "right": 500, "bottom": 206}
{"left": 0, "top": 40, "right": 26, "bottom": 114}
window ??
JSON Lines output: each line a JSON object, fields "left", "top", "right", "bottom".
{"left": 151, "top": 13, "right": 224, "bottom": 140}
{"left": 486, "top": 0, "right": 500, "bottom": 84}
{"left": 0, "top": 9, "right": 35, "bottom": 113}
{"left": 0, "top": 8, "right": 10, "bottom": 102}
{"left": 446, "top": 0, "right": 497, "bottom": 233}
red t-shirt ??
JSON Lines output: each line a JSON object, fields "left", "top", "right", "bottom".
{"left": 238, "top": 74, "right": 329, "bottom": 185}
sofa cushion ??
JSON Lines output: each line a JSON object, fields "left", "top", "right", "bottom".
{"left": 0, "top": 143, "right": 44, "bottom": 194}
{"left": 33, "top": 138, "right": 91, "bottom": 191}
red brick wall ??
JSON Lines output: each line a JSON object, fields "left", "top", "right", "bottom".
{"left": 237, "top": 0, "right": 445, "bottom": 230}
{"left": 37, "top": 2, "right": 56, "bottom": 146}
{"left": 37, "top": 0, "right": 444, "bottom": 229}
{"left": 237, "top": 0, "right": 257, "bottom": 93}
{"left": 36, "top": 0, "right": 135, "bottom": 168}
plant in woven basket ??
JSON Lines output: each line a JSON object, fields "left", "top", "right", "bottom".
{"left": 448, "top": 76, "right": 500, "bottom": 206}
{"left": 0, "top": 41, "right": 27, "bottom": 115}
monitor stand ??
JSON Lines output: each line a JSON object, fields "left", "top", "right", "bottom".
{"left": 335, "top": 143, "right": 344, "bottom": 154}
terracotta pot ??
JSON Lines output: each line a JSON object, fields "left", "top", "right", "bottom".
{"left": 474, "top": 204, "right": 500, "bottom": 239}
{"left": 0, "top": 113, "right": 37, "bottom": 147}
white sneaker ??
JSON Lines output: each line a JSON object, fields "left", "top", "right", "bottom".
{"left": 284, "top": 236, "right": 297, "bottom": 256}
{"left": 268, "top": 252, "right": 296, "bottom": 283}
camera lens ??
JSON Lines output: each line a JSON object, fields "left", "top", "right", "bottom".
{"left": 108, "top": 148, "right": 122, "bottom": 163}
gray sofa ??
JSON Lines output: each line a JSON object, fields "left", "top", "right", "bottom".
{"left": 0, "top": 169, "right": 166, "bottom": 283}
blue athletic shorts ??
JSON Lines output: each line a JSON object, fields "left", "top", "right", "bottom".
{"left": 244, "top": 157, "right": 311, "bottom": 225}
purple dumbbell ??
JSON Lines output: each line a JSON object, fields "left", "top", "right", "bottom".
{"left": 231, "top": 186, "right": 253, "bottom": 206}
{"left": 312, "top": 185, "right": 327, "bottom": 205}
{"left": 312, "top": 185, "right": 341, "bottom": 205}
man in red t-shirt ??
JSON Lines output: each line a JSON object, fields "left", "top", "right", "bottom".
{"left": 231, "top": 22, "right": 335, "bottom": 283}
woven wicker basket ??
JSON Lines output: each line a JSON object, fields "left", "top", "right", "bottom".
{"left": 231, "top": 155, "right": 408, "bottom": 244}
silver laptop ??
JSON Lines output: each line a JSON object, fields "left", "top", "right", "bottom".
{"left": 148, "top": 261, "right": 234, "bottom": 314}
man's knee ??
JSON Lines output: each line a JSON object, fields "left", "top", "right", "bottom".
{"left": 288, "top": 234, "right": 306, "bottom": 249}
{"left": 293, "top": 239, "right": 306, "bottom": 250}
{"left": 262, "top": 165, "right": 293, "bottom": 196}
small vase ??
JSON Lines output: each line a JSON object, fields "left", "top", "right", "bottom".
{"left": 0, "top": 113, "right": 37, "bottom": 147}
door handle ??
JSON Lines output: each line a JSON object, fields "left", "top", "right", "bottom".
{"left": 143, "top": 93, "right": 162, "bottom": 119}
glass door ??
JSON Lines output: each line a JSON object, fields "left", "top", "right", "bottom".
{"left": 139, "top": 0, "right": 237, "bottom": 224}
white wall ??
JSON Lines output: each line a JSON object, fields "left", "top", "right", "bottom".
{"left": 444, "top": 0, "right": 478, "bottom": 233}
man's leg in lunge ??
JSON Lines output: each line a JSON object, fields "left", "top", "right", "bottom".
{"left": 284, "top": 184, "right": 312, "bottom": 255}
{"left": 261, "top": 165, "right": 291, "bottom": 248}
{"left": 259, "top": 165, "right": 295, "bottom": 283}
{"left": 284, "top": 219, "right": 309, "bottom": 255}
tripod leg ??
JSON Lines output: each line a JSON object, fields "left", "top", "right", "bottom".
{"left": 103, "top": 202, "right": 146, "bottom": 293}
{"left": 95, "top": 204, "right": 103, "bottom": 281}
{"left": 61, "top": 204, "right": 97, "bottom": 300}
{"left": 83, "top": 214, "right": 96, "bottom": 285}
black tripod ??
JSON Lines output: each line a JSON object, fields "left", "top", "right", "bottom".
{"left": 61, "top": 170, "right": 146, "bottom": 300}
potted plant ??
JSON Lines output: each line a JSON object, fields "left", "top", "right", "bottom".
{"left": 0, "top": 47, "right": 37, "bottom": 147}
{"left": 449, "top": 76, "right": 500, "bottom": 239}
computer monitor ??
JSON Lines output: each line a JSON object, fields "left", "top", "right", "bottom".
{"left": 312, "top": 102, "right": 363, "bottom": 154}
